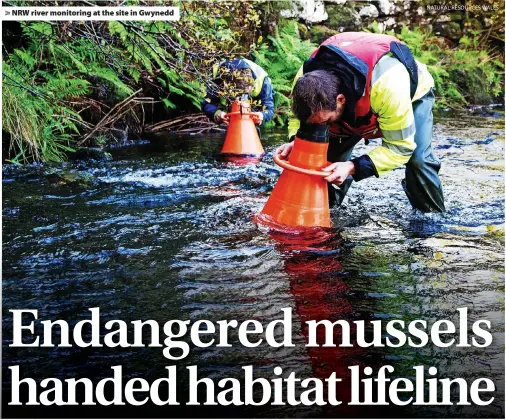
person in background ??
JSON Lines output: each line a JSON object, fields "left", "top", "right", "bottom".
{"left": 202, "top": 58, "right": 275, "bottom": 127}
{"left": 277, "top": 32, "right": 445, "bottom": 213}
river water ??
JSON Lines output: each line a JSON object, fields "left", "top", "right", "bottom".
{"left": 2, "top": 111, "right": 505, "bottom": 418}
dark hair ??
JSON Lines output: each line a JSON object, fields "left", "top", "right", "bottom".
{"left": 291, "top": 70, "right": 342, "bottom": 122}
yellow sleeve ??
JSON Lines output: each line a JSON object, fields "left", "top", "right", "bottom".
{"left": 368, "top": 58, "right": 416, "bottom": 176}
{"left": 287, "top": 65, "right": 304, "bottom": 140}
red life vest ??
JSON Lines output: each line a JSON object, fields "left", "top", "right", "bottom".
{"left": 306, "top": 32, "right": 418, "bottom": 139}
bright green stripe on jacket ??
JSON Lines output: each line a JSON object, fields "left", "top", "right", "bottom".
{"left": 243, "top": 58, "right": 268, "bottom": 98}
{"left": 287, "top": 56, "right": 435, "bottom": 176}
{"left": 370, "top": 55, "right": 417, "bottom": 175}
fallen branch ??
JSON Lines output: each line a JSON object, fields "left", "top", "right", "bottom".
{"left": 146, "top": 113, "right": 223, "bottom": 134}
{"left": 80, "top": 89, "right": 144, "bottom": 144}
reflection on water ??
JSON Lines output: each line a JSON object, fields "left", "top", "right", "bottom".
{"left": 2, "top": 112, "right": 505, "bottom": 418}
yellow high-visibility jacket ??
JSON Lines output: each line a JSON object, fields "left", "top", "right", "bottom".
{"left": 288, "top": 56, "right": 435, "bottom": 177}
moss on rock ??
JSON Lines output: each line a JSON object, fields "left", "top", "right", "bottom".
{"left": 325, "top": 3, "right": 361, "bottom": 30}
{"left": 297, "top": 22, "right": 311, "bottom": 40}
{"left": 310, "top": 25, "right": 339, "bottom": 44}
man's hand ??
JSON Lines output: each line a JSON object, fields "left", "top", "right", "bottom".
{"left": 215, "top": 111, "right": 230, "bottom": 125}
{"left": 275, "top": 141, "right": 294, "bottom": 160}
{"left": 251, "top": 112, "right": 264, "bottom": 125}
{"left": 322, "top": 161, "right": 355, "bottom": 185}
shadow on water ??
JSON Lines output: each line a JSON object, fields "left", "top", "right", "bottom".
{"left": 2, "top": 112, "right": 504, "bottom": 418}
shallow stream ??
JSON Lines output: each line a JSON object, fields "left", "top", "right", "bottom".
{"left": 2, "top": 111, "right": 504, "bottom": 417}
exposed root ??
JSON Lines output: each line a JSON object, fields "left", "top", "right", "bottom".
{"left": 79, "top": 89, "right": 155, "bottom": 144}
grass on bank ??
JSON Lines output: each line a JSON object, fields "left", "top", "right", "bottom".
{"left": 2, "top": 20, "right": 504, "bottom": 163}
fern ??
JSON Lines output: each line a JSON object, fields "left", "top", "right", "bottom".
{"left": 44, "top": 78, "right": 91, "bottom": 98}
{"left": 2, "top": 3, "right": 262, "bottom": 162}
{"left": 378, "top": 25, "right": 505, "bottom": 108}
{"left": 254, "top": 21, "right": 316, "bottom": 127}
{"left": 87, "top": 64, "right": 134, "bottom": 98}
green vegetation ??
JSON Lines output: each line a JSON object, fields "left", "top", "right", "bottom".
{"left": 254, "top": 21, "right": 316, "bottom": 127}
{"left": 2, "top": 1, "right": 504, "bottom": 163}
{"left": 4, "top": 22, "right": 112, "bottom": 162}
{"left": 369, "top": 24, "right": 504, "bottom": 109}
{"left": 2, "top": 1, "right": 260, "bottom": 163}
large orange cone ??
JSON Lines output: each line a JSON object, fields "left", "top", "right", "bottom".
{"left": 220, "top": 100, "right": 264, "bottom": 157}
{"left": 259, "top": 124, "right": 332, "bottom": 228}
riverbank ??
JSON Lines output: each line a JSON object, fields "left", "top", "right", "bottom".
{"left": 2, "top": 0, "right": 504, "bottom": 163}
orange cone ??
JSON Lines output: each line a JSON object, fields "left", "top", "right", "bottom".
{"left": 259, "top": 124, "right": 332, "bottom": 228}
{"left": 220, "top": 100, "right": 265, "bottom": 157}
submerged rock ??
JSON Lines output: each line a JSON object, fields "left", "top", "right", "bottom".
{"left": 44, "top": 168, "right": 95, "bottom": 187}
{"left": 69, "top": 147, "right": 113, "bottom": 162}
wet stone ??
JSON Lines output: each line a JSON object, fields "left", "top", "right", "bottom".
{"left": 2, "top": 112, "right": 505, "bottom": 417}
